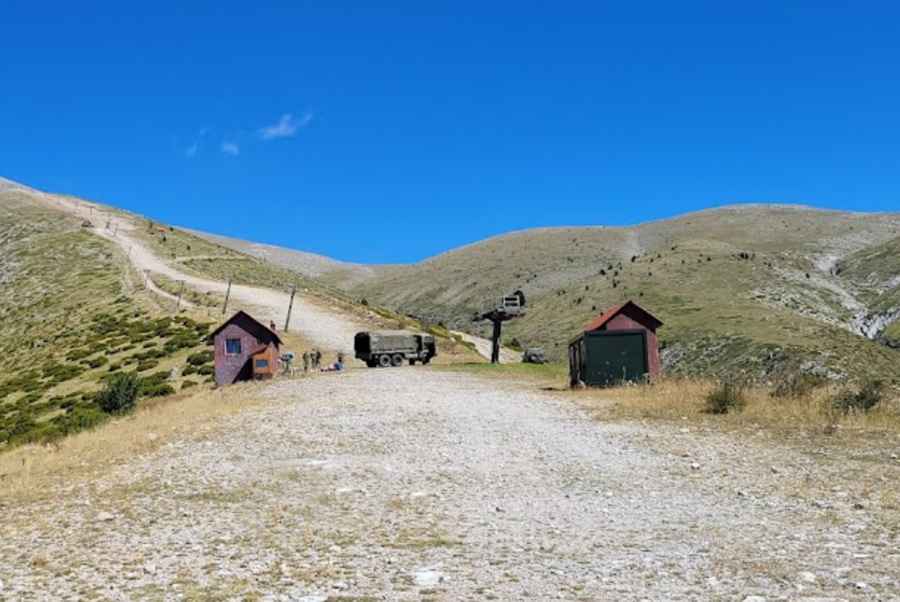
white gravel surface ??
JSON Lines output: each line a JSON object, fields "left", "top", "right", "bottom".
{"left": 2, "top": 369, "right": 897, "bottom": 600}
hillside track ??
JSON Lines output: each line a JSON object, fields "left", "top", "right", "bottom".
{"left": 2, "top": 369, "right": 896, "bottom": 600}
{"left": 36, "top": 194, "right": 366, "bottom": 353}
{"left": 15, "top": 185, "right": 506, "bottom": 361}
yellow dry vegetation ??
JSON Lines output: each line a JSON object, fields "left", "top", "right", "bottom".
{"left": 0, "top": 381, "right": 284, "bottom": 504}
{"left": 575, "top": 376, "right": 900, "bottom": 434}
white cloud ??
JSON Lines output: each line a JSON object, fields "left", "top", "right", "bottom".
{"left": 184, "top": 128, "right": 208, "bottom": 158}
{"left": 259, "top": 112, "right": 312, "bottom": 140}
{"left": 221, "top": 142, "right": 240, "bottom": 156}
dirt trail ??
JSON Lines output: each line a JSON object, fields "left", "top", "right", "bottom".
{"left": 2, "top": 369, "right": 896, "bottom": 599}
{"left": 48, "top": 196, "right": 368, "bottom": 353}
{"left": 36, "top": 191, "right": 507, "bottom": 360}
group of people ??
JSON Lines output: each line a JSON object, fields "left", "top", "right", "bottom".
{"left": 302, "top": 349, "right": 323, "bottom": 372}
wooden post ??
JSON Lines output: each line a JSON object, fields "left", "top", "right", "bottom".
{"left": 222, "top": 279, "right": 232, "bottom": 315}
{"left": 284, "top": 285, "right": 296, "bottom": 331}
{"left": 175, "top": 280, "right": 185, "bottom": 313}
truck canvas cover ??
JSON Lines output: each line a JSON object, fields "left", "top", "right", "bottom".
{"left": 368, "top": 330, "right": 419, "bottom": 353}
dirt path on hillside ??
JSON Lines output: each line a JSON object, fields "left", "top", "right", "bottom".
{"left": 45, "top": 197, "right": 368, "bottom": 353}
{"left": 31, "top": 190, "right": 505, "bottom": 360}
{"left": 2, "top": 369, "right": 896, "bottom": 600}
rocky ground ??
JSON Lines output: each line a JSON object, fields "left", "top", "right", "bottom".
{"left": 2, "top": 369, "right": 898, "bottom": 601}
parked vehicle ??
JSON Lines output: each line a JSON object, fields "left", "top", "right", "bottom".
{"left": 522, "top": 347, "right": 546, "bottom": 364}
{"left": 354, "top": 330, "right": 437, "bottom": 368}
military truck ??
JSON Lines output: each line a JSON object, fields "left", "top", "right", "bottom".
{"left": 354, "top": 330, "right": 437, "bottom": 368}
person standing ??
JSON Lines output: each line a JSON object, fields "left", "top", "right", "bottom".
{"left": 314, "top": 349, "right": 322, "bottom": 370}
{"left": 302, "top": 351, "right": 310, "bottom": 373}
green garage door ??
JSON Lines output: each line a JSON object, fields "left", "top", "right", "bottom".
{"left": 584, "top": 331, "right": 647, "bottom": 386}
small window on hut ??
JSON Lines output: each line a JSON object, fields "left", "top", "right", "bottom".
{"left": 225, "top": 338, "right": 242, "bottom": 355}
{"left": 255, "top": 359, "right": 269, "bottom": 369}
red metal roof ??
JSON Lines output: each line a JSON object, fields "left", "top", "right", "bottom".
{"left": 583, "top": 300, "right": 662, "bottom": 332}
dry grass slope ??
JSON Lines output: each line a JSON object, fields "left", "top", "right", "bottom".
{"left": 0, "top": 190, "right": 218, "bottom": 449}
{"left": 326, "top": 205, "right": 900, "bottom": 382}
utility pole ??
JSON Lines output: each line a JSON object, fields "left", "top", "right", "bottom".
{"left": 222, "top": 279, "right": 232, "bottom": 315}
{"left": 174, "top": 280, "right": 185, "bottom": 313}
{"left": 284, "top": 285, "right": 296, "bottom": 331}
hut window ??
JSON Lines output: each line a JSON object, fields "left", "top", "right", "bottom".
{"left": 255, "top": 359, "right": 269, "bottom": 369}
{"left": 225, "top": 338, "right": 242, "bottom": 354}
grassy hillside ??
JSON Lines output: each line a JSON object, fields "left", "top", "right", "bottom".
{"left": 0, "top": 188, "right": 218, "bottom": 449}
{"left": 0, "top": 178, "right": 483, "bottom": 451}
{"left": 322, "top": 205, "right": 900, "bottom": 382}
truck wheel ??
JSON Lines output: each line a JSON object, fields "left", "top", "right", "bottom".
{"left": 422, "top": 357, "right": 431, "bottom": 365}
{"left": 378, "top": 355, "right": 392, "bottom": 368}
{"left": 391, "top": 354, "right": 404, "bottom": 367}
{"left": 366, "top": 359, "right": 377, "bottom": 368}
{"left": 408, "top": 359, "right": 416, "bottom": 366}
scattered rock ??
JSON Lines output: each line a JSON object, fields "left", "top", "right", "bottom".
{"left": 414, "top": 568, "right": 446, "bottom": 587}
{"left": 96, "top": 511, "right": 114, "bottom": 522}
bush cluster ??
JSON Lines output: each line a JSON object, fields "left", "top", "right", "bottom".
{"left": 705, "top": 380, "right": 746, "bottom": 414}
{"left": 832, "top": 380, "right": 884, "bottom": 414}
{"left": 97, "top": 372, "right": 140, "bottom": 415}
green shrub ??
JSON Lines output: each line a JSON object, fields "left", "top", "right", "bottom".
{"left": 197, "top": 364, "right": 214, "bottom": 376}
{"left": 705, "top": 380, "right": 746, "bottom": 414}
{"left": 832, "top": 380, "right": 884, "bottom": 414}
{"left": 187, "top": 350, "right": 214, "bottom": 366}
{"left": 139, "top": 371, "right": 170, "bottom": 388}
{"left": 142, "top": 384, "right": 175, "bottom": 398}
{"left": 180, "top": 380, "right": 197, "bottom": 390}
{"left": 136, "top": 359, "right": 159, "bottom": 372}
{"left": 97, "top": 372, "right": 140, "bottom": 415}
{"left": 86, "top": 355, "right": 109, "bottom": 369}
{"left": 182, "top": 364, "right": 197, "bottom": 375}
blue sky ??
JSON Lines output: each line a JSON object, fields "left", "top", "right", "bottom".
{"left": 2, "top": 2, "right": 899, "bottom": 263}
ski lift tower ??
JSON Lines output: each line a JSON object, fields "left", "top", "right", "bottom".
{"left": 473, "top": 290, "right": 526, "bottom": 364}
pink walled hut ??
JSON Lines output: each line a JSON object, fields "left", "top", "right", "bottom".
{"left": 208, "top": 311, "right": 282, "bottom": 386}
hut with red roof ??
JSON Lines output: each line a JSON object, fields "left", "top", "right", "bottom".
{"left": 568, "top": 300, "right": 662, "bottom": 387}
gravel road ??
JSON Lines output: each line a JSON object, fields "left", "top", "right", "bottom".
{"left": 2, "top": 369, "right": 897, "bottom": 600}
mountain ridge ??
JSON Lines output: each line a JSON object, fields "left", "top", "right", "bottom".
{"left": 3, "top": 175, "right": 899, "bottom": 382}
